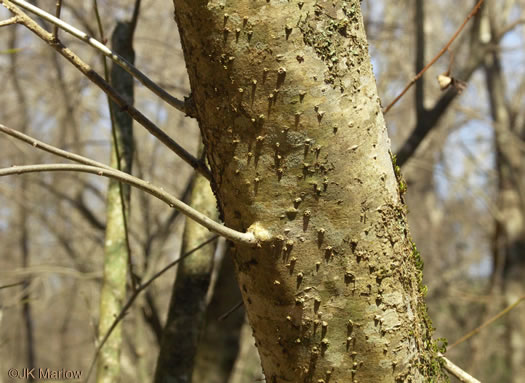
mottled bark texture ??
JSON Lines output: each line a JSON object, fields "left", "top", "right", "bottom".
{"left": 154, "top": 170, "right": 219, "bottom": 383}
{"left": 96, "top": 21, "right": 135, "bottom": 383}
{"left": 172, "top": 1, "right": 443, "bottom": 381}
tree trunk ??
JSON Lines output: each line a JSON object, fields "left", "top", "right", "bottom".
{"left": 9, "top": 25, "right": 36, "bottom": 380}
{"left": 96, "top": 21, "right": 135, "bottom": 383}
{"left": 172, "top": 1, "right": 443, "bottom": 381}
{"left": 154, "top": 167, "right": 219, "bottom": 383}
{"left": 227, "top": 317, "right": 263, "bottom": 383}
{"left": 484, "top": 25, "right": 525, "bottom": 383}
{"left": 192, "top": 244, "right": 246, "bottom": 383}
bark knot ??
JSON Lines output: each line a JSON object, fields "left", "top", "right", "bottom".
{"left": 247, "top": 221, "right": 272, "bottom": 244}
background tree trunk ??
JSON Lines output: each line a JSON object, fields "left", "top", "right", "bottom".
{"left": 192, "top": 245, "right": 246, "bottom": 383}
{"left": 9, "top": 25, "right": 36, "bottom": 381}
{"left": 172, "top": 1, "right": 443, "bottom": 381}
{"left": 96, "top": 20, "right": 135, "bottom": 383}
{"left": 154, "top": 164, "right": 219, "bottom": 383}
{"left": 483, "top": 15, "right": 525, "bottom": 382}
{"left": 227, "top": 317, "right": 263, "bottom": 383}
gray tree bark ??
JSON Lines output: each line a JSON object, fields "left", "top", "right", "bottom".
{"left": 172, "top": 1, "right": 445, "bottom": 381}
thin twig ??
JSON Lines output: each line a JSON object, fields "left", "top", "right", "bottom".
{"left": 0, "top": 124, "right": 112, "bottom": 170}
{"left": 383, "top": 0, "right": 484, "bottom": 115}
{"left": 7, "top": 0, "right": 190, "bottom": 116}
{"left": 448, "top": 294, "right": 525, "bottom": 350}
{"left": 438, "top": 353, "right": 481, "bottom": 383}
{"left": 218, "top": 300, "right": 244, "bottom": 321}
{"left": 0, "top": 0, "right": 211, "bottom": 180}
{"left": 51, "top": 0, "right": 61, "bottom": 40}
{"left": 0, "top": 280, "right": 25, "bottom": 290}
{"left": 497, "top": 18, "right": 525, "bottom": 40}
{"left": 130, "top": 0, "right": 141, "bottom": 36}
{"left": 0, "top": 163, "right": 256, "bottom": 245}
{"left": 33, "top": 179, "right": 106, "bottom": 231}
{"left": 0, "top": 15, "right": 18, "bottom": 27}
{"left": 92, "top": 0, "right": 105, "bottom": 45}
{"left": 85, "top": 235, "right": 219, "bottom": 381}
{"left": 1, "top": 265, "right": 101, "bottom": 280}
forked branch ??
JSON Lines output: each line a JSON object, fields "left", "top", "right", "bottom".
{"left": 6, "top": 0, "right": 190, "bottom": 116}
{"left": 0, "top": 15, "right": 18, "bottom": 27}
{"left": 0, "top": 0, "right": 211, "bottom": 180}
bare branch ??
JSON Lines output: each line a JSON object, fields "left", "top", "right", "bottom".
{"left": 7, "top": 0, "right": 190, "bottom": 116}
{"left": 0, "top": 164, "right": 256, "bottom": 245}
{"left": 86, "top": 235, "right": 219, "bottom": 382}
{"left": 383, "top": 0, "right": 484, "bottom": 115}
{"left": 0, "top": 15, "right": 18, "bottom": 27}
{"left": 1, "top": 265, "right": 101, "bottom": 280}
{"left": 395, "top": 41, "right": 492, "bottom": 167}
{"left": 218, "top": 300, "right": 244, "bottom": 321}
{"left": 497, "top": 18, "right": 525, "bottom": 40}
{"left": 448, "top": 295, "right": 525, "bottom": 350}
{"left": 438, "top": 354, "right": 481, "bottom": 383}
{"left": 52, "top": 0, "right": 62, "bottom": 40}
{"left": 33, "top": 179, "right": 106, "bottom": 231}
{"left": 130, "top": 0, "right": 142, "bottom": 36}
{"left": 0, "top": 281, "right": 25, "bottom": 290}
{"left": 0, "top": 124, "right": 112, "bottom": 170}
{"left": 0, "top": 0, "right": 211, "bottom": 180}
